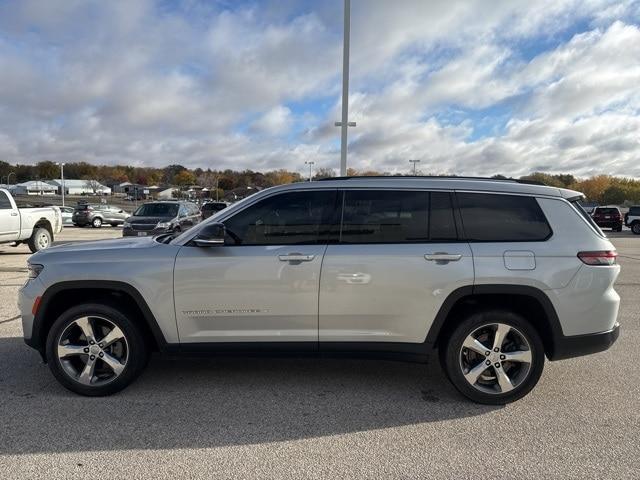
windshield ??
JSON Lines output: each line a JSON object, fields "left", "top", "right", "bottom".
{"left": 134, "top": 203, "right": 179, "bottom": 217}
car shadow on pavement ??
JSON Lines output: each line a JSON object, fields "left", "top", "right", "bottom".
{"left": 0, "top": 337, "right": 500, "bottom": 455}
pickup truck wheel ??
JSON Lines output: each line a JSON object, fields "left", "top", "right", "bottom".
{"left": 27, "top": 227, "right": 52, "bottom": 253}
{"left": 92, "top": 217, "right": 103, "bottom": 228}
{"left": 441, "top": 309, "right": 544, "bottom": 404}
{"left": 632, "top": 223, "right": 640, "bottom": 235}
{"left": 46, "top": 303, "right": 149, "bottom": 396}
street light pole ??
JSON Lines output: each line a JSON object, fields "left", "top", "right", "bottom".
{"left": 7, "top": 172, "right": 15, "bottom": 185}
{"left": 56, "top": 162, "right": 65, "bottom": 206}
{"left": 409, "top": 159, "right": 420, "bottom": 175}
{"left": 336, "top": 0, "right": 355, "bottom": 176}
{"left": 305, "top": 161, "right": 315, "bottom": 182}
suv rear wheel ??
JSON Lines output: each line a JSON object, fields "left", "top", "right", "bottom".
{"left": 441, "top": 309, "right": 544, "bottom": 404}
{"left": 632, "top": 222, "right": 640, "bottom": 235}
{"left": 46, "top": 303, "right": 149, "bottom": 396}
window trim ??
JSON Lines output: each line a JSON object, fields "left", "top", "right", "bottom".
{"left": 454, "top": 191, "right": 554, "bottom": 243}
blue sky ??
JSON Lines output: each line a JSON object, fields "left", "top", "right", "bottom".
{"left": 0, "top": 0, "right": 639, "bottom": 177}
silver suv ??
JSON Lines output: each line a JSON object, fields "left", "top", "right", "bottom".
{"left": 19, "top": 177, "right": 620, "bottom": 404}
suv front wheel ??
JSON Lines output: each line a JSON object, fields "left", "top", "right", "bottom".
{"left": 441, "top": 309, "right": 544, "bottom": 404}
{"left": 46, "top": 303, "right": 149, "bottom": 396}
{"left": 632, "top": 222, "right": 640, "bottom": 235}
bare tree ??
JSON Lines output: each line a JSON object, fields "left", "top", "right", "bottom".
{"left": 83, "top": 178, "right": 103, "bottom": 195}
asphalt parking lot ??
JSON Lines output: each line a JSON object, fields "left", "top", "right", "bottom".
{"left": 0, "top": 227, "right": 639, "bottom": 479}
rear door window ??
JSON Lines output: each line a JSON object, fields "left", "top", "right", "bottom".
{"left": 339, "top": 190, "right": 429, "bottom": 243}
{"left": 457, "top": 193, "right": 552, "bottom": 241}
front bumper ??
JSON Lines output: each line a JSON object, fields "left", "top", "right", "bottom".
{"left": 549, "top": 323, "right": 620, "bottom": 361}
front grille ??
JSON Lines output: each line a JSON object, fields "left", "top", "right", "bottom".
{"left": 131, "top": 223, "right": 157, "bottom": 231}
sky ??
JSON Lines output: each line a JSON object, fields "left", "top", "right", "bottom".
{"left": 0, "top": 0, "right": 639, "bottom": 177}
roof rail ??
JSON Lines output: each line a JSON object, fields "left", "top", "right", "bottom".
{"left": 316, "top": 175, "right": 545, "bottom": 186}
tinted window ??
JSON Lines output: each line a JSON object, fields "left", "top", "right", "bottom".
{"left": 595, "top": 208, "right": 619, "bottom": 215}
{"left": 134, "top": 203, "right": 179, "bottom": 217}
{"left": 458, "top": 193, "right": 551, "bottom": 241}
{"left": 0, "top": 191, "right": 12, "bottom": 209}
{"left": 629, "top": 207, "right": 640, "bottom": 215}
{"left": 340, "top": 190, "right": 428, "bottom": 243}
{"left": 429, "top": 192, "right": 457, "bottom": 241}
{"left": 203, "top": 202, "right": 227, "bottom": 212}
{"left": 224, "top": 190, "right": 336, "bottom": 245}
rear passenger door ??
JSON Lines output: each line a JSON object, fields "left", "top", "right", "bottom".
{"left": 318, "top": 189, "right": 473, "bottom": 344}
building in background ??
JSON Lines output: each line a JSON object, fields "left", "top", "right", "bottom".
{"left": 11, "top": 181, "right": 58, "bottom": 195}
{"left": 48, "top": 179, "right": 111, "bottom": 195}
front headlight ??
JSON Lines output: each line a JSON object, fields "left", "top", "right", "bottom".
{"left": 156, "top": 221, "right": 172, "bottom": 229}
{"left": 123, "top": 221, "right": 131, "bottom": 228}
{"left": 28, "top": 264, "right": 44, "bottom": 279}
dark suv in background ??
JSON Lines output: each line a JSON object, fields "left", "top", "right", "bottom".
{"left": 201, "top": 201, "right": 228, "bottom": 219}
{"left": 122, "top": 201, "right": 201, "bottom": 237}
{"left": 591, "top": 206, "right": 623, "bottom": 231}
{"left": 72, "top": 204, "right": 130, "bottom": 228}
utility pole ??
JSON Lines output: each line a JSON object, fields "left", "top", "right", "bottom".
{"left": 409, "top": 159, "right": 420, "bottom": 175}
{"left": 305, "top": 161, "right": 315, "bottom": 182}
{"left": 7, "top": 172, "right": 15, "bottom": 184}
{"left": 335, "top": 0, "right": 355, "bottom": 176}
{"left": 56, "top": 162, "right": 65, "bottom": 206}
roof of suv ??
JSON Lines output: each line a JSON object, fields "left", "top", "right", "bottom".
{"left": 273, "top": 176, "right": 582, "bottom": 199}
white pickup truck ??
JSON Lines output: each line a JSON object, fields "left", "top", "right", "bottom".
{"left": 0, "top": 188, "right": 63, "bottom": 252}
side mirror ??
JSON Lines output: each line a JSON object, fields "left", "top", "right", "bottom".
{"left": 193, "top": 222, "right": 225, "bottom": 247}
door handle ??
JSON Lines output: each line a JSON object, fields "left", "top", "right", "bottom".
{"left": 424, "top": 253, "right": 463, "bottom": 262}
{"left": 278, "top": 254, "right": 315, "bottom": 262}
{"left": 10, "top": 212, "right": 18, "bottom": 216}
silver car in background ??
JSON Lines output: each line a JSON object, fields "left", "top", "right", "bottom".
{"left": 19, "top": 177, "right": 620, "bottom": 404}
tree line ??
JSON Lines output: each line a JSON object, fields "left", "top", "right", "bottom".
{"left": 1, "top": 160, "right": 639, "bottom": 204}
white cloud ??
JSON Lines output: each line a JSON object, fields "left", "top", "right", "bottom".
{"left": 0, "top": 0, "right": 638, "bottom": 178}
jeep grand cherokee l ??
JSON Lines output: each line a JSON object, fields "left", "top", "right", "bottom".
{"left": 19, "top": 177, "right": 620, "bottom": 404}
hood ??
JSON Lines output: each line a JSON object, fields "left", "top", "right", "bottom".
{"left": 127, "top": 215, "right": 173, "bottom": 224}
{"left": 31, "top": 236, "right": 156, "bottom": 260}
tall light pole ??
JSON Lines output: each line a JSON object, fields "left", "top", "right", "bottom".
{"left": 335, "top": 0, "right": 356, "bottom": 176}
{"left": 409, "top": 159, "right": 420, "bottom": 175}
{"left": 7, "top": 171, "right": 15, "bottom": 184}
{"left": 305, "top": 161, "right": 315, "bottom": 182}
{"left": 56, "top": 162, "right": 65, "bottom": 206}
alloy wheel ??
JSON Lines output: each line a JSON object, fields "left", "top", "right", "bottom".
{"left": 56, "top": 316, "right": 128, "bottom": 386}
{"left": 459, "top": 323, "right": 532, "bottom": 394}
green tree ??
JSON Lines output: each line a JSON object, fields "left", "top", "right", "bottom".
{"left": 602, "top": 186, "right": 626, "bottom": 205}
{"left": 174, "top": 170, "right": 196, "bottom": 186}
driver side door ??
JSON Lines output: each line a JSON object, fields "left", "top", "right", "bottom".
{"left": 173, "top": 189, "right": 337, "bottom": 344}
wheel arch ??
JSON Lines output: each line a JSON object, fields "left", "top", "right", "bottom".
{"left": 33, "top": 218, "right": 53, "bottom": 236}
{"left": 32, "top": 280, "right": 167, "bottom": 361}
{"left": 427, "top": 285, "right": 563, "bottom": 359}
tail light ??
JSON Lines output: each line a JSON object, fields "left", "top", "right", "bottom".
{"left": 578, "top": 251, "right": 617, "bottom": 266}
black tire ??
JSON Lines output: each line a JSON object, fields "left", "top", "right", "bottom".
{"left": 632, "top": 223, "right": 640, "bottom": 235}
{"left": 27, "top": 227, "right": 52, "bottom": 253}
{"left": 110, "top": 223, "right": 118, "bottom": 227}
{"left": 45, "top": 303, "right": 149, "bottom": 396}
{"left": 92, "top": 217, "right": 103, "bottom": 228}
{"left": 441, "top": 309, "right": 544, "bottom": 404}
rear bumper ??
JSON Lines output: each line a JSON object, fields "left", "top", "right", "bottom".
{"left": 549, "top": 323, "right": 620, "bottom": 361}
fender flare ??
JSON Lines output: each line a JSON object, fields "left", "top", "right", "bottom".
{"left": 30, "top": 280, "right": 167, "bottom": 355}
{"left": 425, "top": 284, "right": 563, "bottom": 355}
